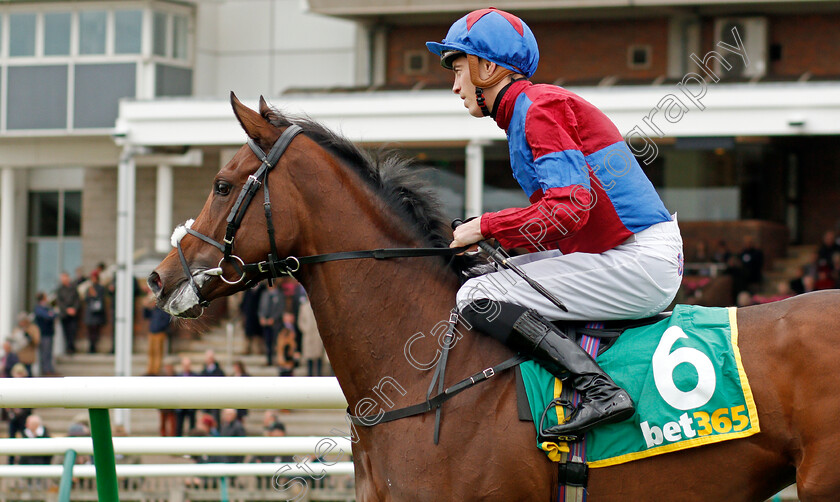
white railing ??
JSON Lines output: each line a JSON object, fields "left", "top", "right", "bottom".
{"left": 0, "top": 376, "right": 347, "bottom": 409}
{"left": 0, "top": 436, "right": 352, "bottom": 456}
{"left": 0, "top": 376, "right": 353, "bottom": 501}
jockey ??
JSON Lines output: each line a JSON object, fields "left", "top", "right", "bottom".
{"left": 427, "top": 8, "right": 683, "bottom": 439}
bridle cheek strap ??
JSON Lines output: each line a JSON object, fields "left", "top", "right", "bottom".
{"left": 172, "top": 122, "right": 471, "bottom": 303}
{"left": 172, "top": 125, "right": 303, "bottom": 305}
{"left": 223, "top": 125, "right": 304, "bottom": 258}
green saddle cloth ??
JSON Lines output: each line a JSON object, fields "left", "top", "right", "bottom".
{"left": 520, "top": 304, "right": 759, "bottom": 467}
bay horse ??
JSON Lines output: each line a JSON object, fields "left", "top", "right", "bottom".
{"left": 149, "top": 93, "right": 840, "bottom": 501}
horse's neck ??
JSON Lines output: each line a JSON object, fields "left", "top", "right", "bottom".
{"left": 291, "top": 179, "right": 462, "bottom": 406}
{"left": 299, "top": 245, "right": 461, "bottom": 406}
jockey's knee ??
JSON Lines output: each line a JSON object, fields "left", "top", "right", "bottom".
{"left": 458, "top": 299, "right": 529, "bottom": 345}
{"left": 455, "top": 275, "right": 509, "bottom": 313}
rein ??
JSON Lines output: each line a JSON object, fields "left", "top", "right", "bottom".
{"left": 173, "top": 124, "right": 523, "bottom": 444}
{"left": 172, "top": 124, "right": 468, "bottom": 308}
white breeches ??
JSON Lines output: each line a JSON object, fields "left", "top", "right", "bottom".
{"left": 455, "top": 216, "right": 684, "bottom": 322}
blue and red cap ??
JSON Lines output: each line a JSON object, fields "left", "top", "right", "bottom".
{"left": 426, "top": 8, "right": 539, "bottom": 77}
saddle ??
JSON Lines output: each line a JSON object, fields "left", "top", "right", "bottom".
{"left": 558, "top": 312, "right": 672, "bottom": 356}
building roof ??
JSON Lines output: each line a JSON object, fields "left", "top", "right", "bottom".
{"left": 117, "top": 81, "right": 840, "bottom": 148}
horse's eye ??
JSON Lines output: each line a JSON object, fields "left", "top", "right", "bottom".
{"left": 214, "top": 181, "right": 232, "bottom": 196}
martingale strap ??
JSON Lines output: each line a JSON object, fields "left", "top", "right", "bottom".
{"left": 348, "top": 354, "right": 527, "bottom": 428}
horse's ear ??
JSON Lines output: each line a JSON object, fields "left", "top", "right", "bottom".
{"left": 258, "top": 95, "right": 287, "bottom": 125}
{"left": 230, "top": 91, "right": 273, "bottom": 142}
{"left": 259, "top": 96, "right": 271, "bottom": 118}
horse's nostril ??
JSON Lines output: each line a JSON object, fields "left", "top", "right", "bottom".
{"left": 148, "top": 272, "right": 163, "bottom": 295}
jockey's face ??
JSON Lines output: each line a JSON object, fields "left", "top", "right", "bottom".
{"left": 451, "top": 56, "right": 484, "bottom": 118}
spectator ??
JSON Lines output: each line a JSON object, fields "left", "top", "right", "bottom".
{"left": 801, "top": 274, "right": 817, "bottom": 294}
{"left": 735, "top": 291, "right": 755, "bottom": 308}
{"left": 789, "top": 265, "right": 811, "bottom": 295}
{"left": 738, "top": 236, "right": 764, "bottom": 292}
{"left": 2, "top": 338, "right": 21, "bottom": 378}
{"left": 159, "top": 362, "right": 177, "bottom": 437}
{"left": 693, "top": 240, "right": 710, "bottom": 262}
{"left": 219, "top": 408, "right": 246, "bottom": 464}
{"left": 187, "top": 413, "right": 220, "bottom": 489}
{"left": 175, "top": 356, "right": 197, "bottom": 436}
{"left": 817, "top": 230, "right": 840, "bottom": 270}
{"left": 67, "top": 419, "right": 92, "bottom": 468}
{"left": 73, "top": 266, "right": 87, "bottom": 286}
{"left": 262, "top": 410, "right": 282, "bottom": 430}
{"left": 815, "top": 267, "right": 835, "bottom": 290}
{"left": 280, "top": 277, "right": 307, "bottom": 347}
{"left": 34, "top": 292, "right": 58, "bottom": 376}
{"left": 201, "top": 350, "right": 225, "bottom": 425}
{"left": 724, "top": 254, "right": 747, "bottom": 301}
{"left": 258, "top": 283, "right": 283, "bottom": 366}
{"left": 831, "top": 252, "right": 840, "bottom": 287}
{"left": 298, "top": 298, "right": 326, "bottom": 376}
{"left": 276, "top": 313, "right": 299, "bottom": 377}
{"left": 142, "top": 291, "right": 172, "bottom": 376}
{"left": 5, "top": 363, "right": 32, "bottom": 464}
{"left": 753, "top": 281, "right": 795, "bottom": 304}
{"left": 280, "top": 277, "right": 305, "bottom": 313}
{"left": 712, "top": 239, "right": 732, "bottom": 264}
{"left": 84, "top": 271, "right": 108, "bottom": 353}
{"left": 19, "top": 415, "right": 52, "bottom": 465}
{"left": 240, "top": 284, "right": 265, "bottom": 355}
{"left": 201, "top": 349, "right": 225, "bottom": 377}
{"left": 254, "top": 421, "right": 293, "bottom": 489}
{"left": 231, "top": 361, "right": 250, "bottom": 422}
{"left": 113, "top": 425, "right": 141, "bottom": 467}
{"left": 55, "top": 272, "right": 81, "bottom": 354}
{"left": 10, "top": 313, "right": 39, "bottom": 376}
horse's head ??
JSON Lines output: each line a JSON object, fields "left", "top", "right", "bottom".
{"left": 149, "top": 93, "right": 304, "bottom": 318}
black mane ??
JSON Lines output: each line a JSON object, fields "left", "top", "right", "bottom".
{"left": 263, "top": 106, "right": 478, "bottom": 277}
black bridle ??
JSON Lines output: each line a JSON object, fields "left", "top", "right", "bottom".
{"left": 173, "top": 124, "right": 467, "bottom": 307}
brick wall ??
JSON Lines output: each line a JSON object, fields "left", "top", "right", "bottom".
{"left": 769, "top": 14, "right": 840, "bottom": 77}
{"left": 388, "top": 13, "right": 840, "bottom": 87}
{"left": 797, "top": 137, "right": 840, "bottom": 245}
{"left": 81, "top": 152, "right": 221, "bottom": 274}
{"left": 82, "top": 167, "right": 117, "bottom": 273}
{"left": 389, "top": 18, "right": 669, "bottom": 87}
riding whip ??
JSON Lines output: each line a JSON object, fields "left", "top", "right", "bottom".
{"left": 452, "top": 219, "right": 568, "bottom": 312}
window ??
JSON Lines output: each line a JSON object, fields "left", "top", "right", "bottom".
{"left": 44, "top": 12, "right": 72, "bottom": 56}
{"left": 79, "top": 10, "right": 107, "bottom": 55}
{"left": 1, "top": 5, "right": 193, "bottom": 132}
{"left": 74, "top": 63, "right": 137, "bottom": 128}
{"left": 156, "top": 64, "right": 192, "bottom": 96}
{"left": 27, "top": 190, "right": 82, "bottom": 306}
{"left": 153, "top": 11, "right": 168, "bottom": 57}
{"left": 9, "top": 13, "right": 36, "bottom": 57}
{"left": 115, "top": 10, "right": 143, "bottom": 54}
{"left": 6, "top": 66, "right": 69, "bottom": 129}
{"left": 173, "top": 15, "right": 188, "bottom": 60}
{"left": 628, "top": 45, "right": 652, "bottom": 70}
{"left": 404, "top": 50, "right": 428, "bottom": 75}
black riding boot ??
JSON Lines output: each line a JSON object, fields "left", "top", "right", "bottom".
{"left": 460, "top": 300, "right": 634, "bottom": 440}
{"left": 511, "top": 309, "right": 635, "bottom": 439}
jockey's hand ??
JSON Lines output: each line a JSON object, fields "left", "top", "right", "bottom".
{"left": 451, "top": 216, "right": 484, "bottom": 253}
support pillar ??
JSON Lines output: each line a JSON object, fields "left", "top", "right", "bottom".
{"left": 0, "top": 167, "right": 15, "bottom": 339}
{"left": 114, "top": 148, "right": 137, "bottom": 429}
{"left": 465, "top": 140, "right": 488, "bottom": 218}
{"left": 155, "top": 164, "right": 173, "bottom": 254}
